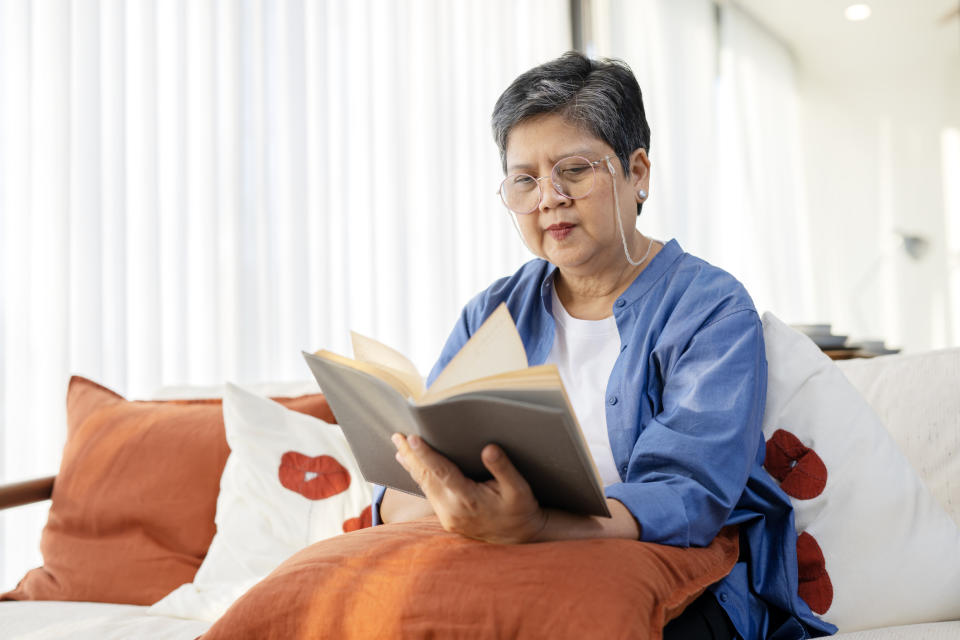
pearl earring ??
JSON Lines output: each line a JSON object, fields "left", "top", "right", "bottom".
{"left": 637, "top": 189, "right": 647, "bottom": 201}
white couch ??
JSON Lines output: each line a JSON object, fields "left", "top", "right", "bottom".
{"left": 829, "top": 349, "right": 960, "bottom": 639}
{"left": 0, "top": 350, "right": 957, "bottom": 639}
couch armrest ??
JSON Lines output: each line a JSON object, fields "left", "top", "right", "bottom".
{"left": 0, "top": 475, "right": 55, "bottom": 511}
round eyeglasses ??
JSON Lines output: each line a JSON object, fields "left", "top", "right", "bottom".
{"left": 498, "top": 154, "right": 615, "bottom": 215}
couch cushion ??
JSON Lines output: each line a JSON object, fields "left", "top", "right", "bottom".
{"left": 837, "top": 348, "right": 960, "bottom": 525}
{"left": 761, "top": 314, "right": 960, "bottom": 632}
{"left": 202, "top": 518, "right": 740, "bottom": 640}
{"left": 0, "top": 376, "right": 335, "bottom": 606}
{"left": 832, "top": 620, "right": 960, "bottom": 640}
{"left": 148, "top": 384, "right": 372, "bottom": 622}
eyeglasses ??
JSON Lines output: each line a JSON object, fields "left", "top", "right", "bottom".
{"left": 497, "top": 154, "right": 615, "bottom": 215}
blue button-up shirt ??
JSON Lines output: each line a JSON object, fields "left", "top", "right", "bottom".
{"left": 373, "top": 240, "right": 836, "bottom": 639}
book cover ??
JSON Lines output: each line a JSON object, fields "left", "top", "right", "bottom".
{"left": 302, "top": 304, "right": 609, "bottom": 517}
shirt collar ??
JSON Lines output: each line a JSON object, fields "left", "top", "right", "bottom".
{"left": 617, "top": 238, "right": 683, "bottom": 310}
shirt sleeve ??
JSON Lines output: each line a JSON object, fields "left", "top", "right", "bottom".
{"left": 604, "top": 308, "right": 767, "bottom": 547}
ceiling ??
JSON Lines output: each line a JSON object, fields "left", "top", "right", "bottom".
{"left": 732, "top": 0, "right": 960, "bottom": 84}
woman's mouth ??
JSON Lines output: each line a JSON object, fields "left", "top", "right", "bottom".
{"left": 546, "top": 223, "right": 575, "bottom": 241}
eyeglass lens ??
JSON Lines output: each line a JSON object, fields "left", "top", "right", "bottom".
{"left": 500, "top": 156, "right": 597, "bottom": 214}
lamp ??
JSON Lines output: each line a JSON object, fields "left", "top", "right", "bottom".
{"left": 894, "top": 229, "right": 930, "bottom": 261}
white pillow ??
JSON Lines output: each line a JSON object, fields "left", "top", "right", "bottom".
{"left": 761, "top": 312, "right": 960, "bottom": 633}
{"left": 148, "top": 380, "right": 321, "bottom": 401}
{"left": 148, "top": 383, "right": 373, "bottom": 622}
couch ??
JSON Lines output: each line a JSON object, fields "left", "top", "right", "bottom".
{"left": 0, "top": 323, "right": 958, "bottom": 639}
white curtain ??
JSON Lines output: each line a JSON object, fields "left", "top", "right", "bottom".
{"left": 589, "top": 0, "right": 812, "bottom": 318}
{"left": 712, "top": 4, "right": 815, "bottom": 319}
{"left": 0, "top": 0, "right": 571, "bottom": 590}
{"left": 588, "top": 0, "right": 719, "bottom": 254}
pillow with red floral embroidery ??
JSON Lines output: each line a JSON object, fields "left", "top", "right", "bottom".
{"left": 149, "top": 383, "right": 373, "bottom": 623}
{"left": 760, "top": 312, "right": 960, "bottom": 633}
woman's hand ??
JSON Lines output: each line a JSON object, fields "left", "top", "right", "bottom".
{"left": 391, "top": 433, "right": 547, "bottom": 544}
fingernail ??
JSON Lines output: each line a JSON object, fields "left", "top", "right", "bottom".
{"left": 408, "top": 435, "right": 422, "bottom": 449}
{"left": 485, "top": 446, "right": 500, "bottom": 461}
{"left": 391, "top": 433, "right": 403, "bottom": 448}
{"left": 395, "top": 451, "right": 405, "bottom": 465}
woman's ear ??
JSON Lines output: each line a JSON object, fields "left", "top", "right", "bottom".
{"left": 628, "top": 148, "right": 651, "bottom": 199}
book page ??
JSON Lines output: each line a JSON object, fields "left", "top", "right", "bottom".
{"left": 313, "top": 349, "right": 419, "bottom": 400}
{"left": 422, "top": 364, "right": 561, "bottom": 404}
{"left": 428, "top": 303, "right": 528, "bottom": 397}
{"left": 350, "top": 331, "right": 426, "bottom": 400}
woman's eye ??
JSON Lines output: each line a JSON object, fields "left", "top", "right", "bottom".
{"left": 560, "top": 165, "right": 590, "bottom": 179}
{"left": 511, "top": 175, "right": 536, "bottom": 189}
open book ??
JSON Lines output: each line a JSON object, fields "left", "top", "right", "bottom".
{"left": 301, "top": 303, "right": 609, "bottom": 517}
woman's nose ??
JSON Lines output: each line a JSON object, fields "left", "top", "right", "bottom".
{"left": 539, "top": 178, "right": 570, "bottom": 211}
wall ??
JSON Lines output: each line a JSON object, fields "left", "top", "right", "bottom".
{"left": 799, "top": 48, "right": 960, "bottom": 351}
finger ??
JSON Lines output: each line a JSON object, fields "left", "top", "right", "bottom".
{"left": 392, "top": 434, "right": 426, "bottom": 481}
{"left": 391, "top": 434, "right": 427, "bottom": 486}
{"left": 393, "top": 433, "right": 470, "bottom": 495}
{"left": 481, "top": 444, "right": 533, "bottom": 501}
{"left": 407, "top": 434, "right": 471, "bottom": 491}
{"left": 394, "top": 449, "right": 410, "bottom": 471}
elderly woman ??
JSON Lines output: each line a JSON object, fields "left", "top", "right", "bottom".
{"left": 374, "top": 52, "right": 834, "bottom": 640}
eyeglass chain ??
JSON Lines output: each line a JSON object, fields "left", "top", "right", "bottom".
{"left": 606, "top": 157, "right": 653, "bottom": 267}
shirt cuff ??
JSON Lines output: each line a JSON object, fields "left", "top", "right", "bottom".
{"left": 605, "top": 481, "right": 692, "bottom": 547}
{"left": 371, "top": 484, "right": 387, "bottom": 526}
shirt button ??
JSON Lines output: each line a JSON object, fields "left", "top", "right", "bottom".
{"left": 621, "top": 464, "right": 627, "bottom": 474}
{"left": 615, "top": 299, "right": 626, "bottom": 308}
{"left": 607, "top": 395, "right": 618, "bottom": 405}
{"left": 719, "top": 592, "right": 729, "bottom": 603}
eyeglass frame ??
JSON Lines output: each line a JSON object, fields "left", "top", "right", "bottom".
{"left": 496, "top": 154, "right": 617, "bottom": 215}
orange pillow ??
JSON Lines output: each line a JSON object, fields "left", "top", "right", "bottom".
{"left": 203, "top": 519, "right": 739, "bottom": 640}
{"left": 0, "top": 375, "right": 334, "bottom": 605}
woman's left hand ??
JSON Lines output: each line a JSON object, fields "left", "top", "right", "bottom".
{"left": 391, "top": 433, "right": 547, "bottom": 544}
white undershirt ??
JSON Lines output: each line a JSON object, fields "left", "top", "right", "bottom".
{"left": 543, "top": 284, "right": 622, "bottom": 486}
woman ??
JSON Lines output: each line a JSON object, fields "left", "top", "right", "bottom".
{"left": 374, "top": 52, "right": 835, "bottom": 640}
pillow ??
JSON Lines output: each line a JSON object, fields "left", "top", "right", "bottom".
{"left": 0, "top": 375, "right": 336, "bottom": 605}
{"left": 836, "top": 348, "right": 960, "bottom": 524}
{"left": 760, "top": 312, "right": 960, "bottom": 632}
{"left": 150, "top": 380, "right": 323, "bottom": 401}
{"left": 148, "top": 383, "right": 373, "bottom": 622}
{"left": 201, "top": 518, "right": 739, "bottom": 640}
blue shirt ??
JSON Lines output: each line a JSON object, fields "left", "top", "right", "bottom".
{"left": 372, "top": 240, "right": 836, "bottom": 640}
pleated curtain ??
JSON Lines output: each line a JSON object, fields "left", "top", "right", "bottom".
{"left": 0, "top": 0, "right": 571, "bottom": 589}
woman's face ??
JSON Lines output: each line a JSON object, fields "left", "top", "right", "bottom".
{"left": 503, "top": 113, "right": 650, "bottom": 275}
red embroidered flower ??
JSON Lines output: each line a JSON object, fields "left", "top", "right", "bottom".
{"left": 763, "top": 428, "right": 834, "bottom": 613}
{"left": 765, "top": 429, "right": 828, "bottom": 500}
{"left": 342, "top": 505, "right": 373, "bottom": 533}
{"left": 278, "top": 452, "right": 351, "bottom": 500}
{"left": 796, "top": 531, "right": 833, "bottom": 614}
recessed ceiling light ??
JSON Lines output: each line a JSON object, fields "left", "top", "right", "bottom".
{"left": 845, "top": 4, "right": 872, "bottom": 21}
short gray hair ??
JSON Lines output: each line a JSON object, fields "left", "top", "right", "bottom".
{"left": 492, "top": 51, "right": 651, "bottom": 215}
